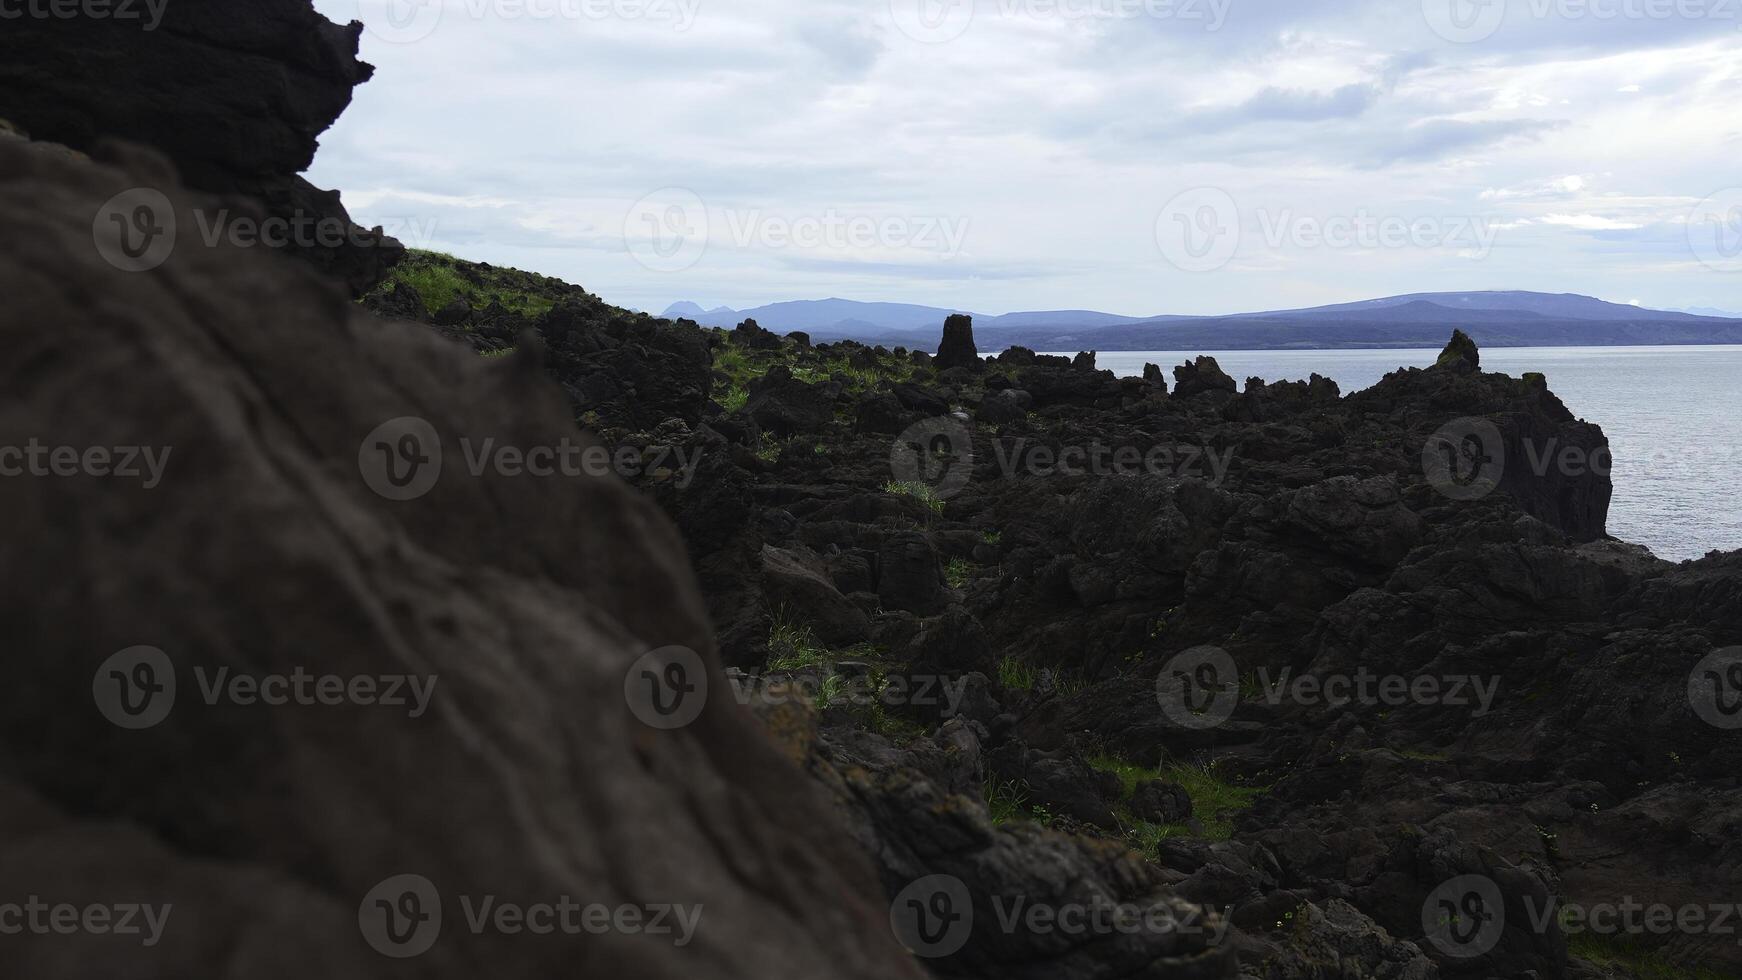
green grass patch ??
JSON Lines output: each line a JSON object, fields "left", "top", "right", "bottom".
{"left": 766, "top": 613, "right": 829, "bottom": 672}
{"left": 369, "top": 249, "right": 559, "bottom": 319}
{"left": 996, "top": 657, "right": 1041, "bottom": 693}
{"left": 983, "top": 778, "right": 1056, "bottom": 827}
{"left": 717, "top": 383, "right": 748, "bottom": 412}
{"left": 1566, "top": 932, "right": 1729, "bottom": 980}
{"left": 1088, "top": 754, "right": 1265, "bottom": 843}
{"left": 884, "top": 480, "right": 945, "bottom": 514}
{"left": 1167, "top": 760, "right": 1264, "bottom": 839}
{"left": 945, "top": 558, "right": 975, "bottom": 589}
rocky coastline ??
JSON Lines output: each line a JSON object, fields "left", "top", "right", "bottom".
{"left": 3, "top": 2, "right": 1738, "bottom": 978}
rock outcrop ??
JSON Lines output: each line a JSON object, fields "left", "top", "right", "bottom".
{"left": 936, "top": 313, "right": 981, "bottom": 372}
{"left": 0, "top": 0, "right": 403, "bottom": 294}
{"left": 583, "top": 317, "right": 1734, "bottom": 979}
{"left": 0, "top": 137, "right": 924, "bottom": 979}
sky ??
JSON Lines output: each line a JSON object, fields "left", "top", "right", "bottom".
{"left": 309, "top": 0, "right": 1742, "bottom": 316}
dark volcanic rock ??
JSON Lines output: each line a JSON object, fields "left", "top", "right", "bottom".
{"left": 1436, "top": 328, "right": 1481, "bottom": 372}
{"left": 0, "top": 137, "right": 924, "bottom": 980}
{"left": 745, "top": 365, "right": 839, "bottom": 436}
{"left": 936, "top": 313, "right": 981, "bottom": 372}
{"left": 733, "top": 317, "right": 784, "bottom": 350}
{"left": 1172, "top": 356, "right": 1238, "bottom": 398}
{"left": 0, "top": 0, "right": 404, "bottom": 294}
{"left": 878, "top": 531, "right": 950, "bottom": 615}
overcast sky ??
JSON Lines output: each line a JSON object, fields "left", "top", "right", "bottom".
{"left": 309, "top": 0, "right": 1742, "bottom": 316}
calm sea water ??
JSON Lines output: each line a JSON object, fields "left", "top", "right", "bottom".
{"left": 1067, "top": 347, "right": 1742, "bottom": 562}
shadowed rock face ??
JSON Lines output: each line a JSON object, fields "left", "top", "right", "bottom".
{"left": 0, "top": 0, "right": 402, "bottom": 294}
{"left": 936, "top": 314, "right": 980, "bottom": 372}
{"left": 0, "top": 138, "right": 925, "bottom": 980}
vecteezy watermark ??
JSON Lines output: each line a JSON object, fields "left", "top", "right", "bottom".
{"left": 889, "top": 876, "right": 975, "bottom": 957}
{"left": 622, "top": 188, "right": 970, "bottom": 274}
{"left": 0, "top": 898, "right": 172, "bottom": 947}
{"left": 889, "top": 0, "right": 1230, "bottom": 44}
{"left": 185, "top": 210, "right": 437, "bottom": 253}
{"left": 358, "top": 874, "right": 701, "bottom": 958}
{"left": 0, "top": 439, "right": 171, "bottom": 488}
{"left": 891, "top": 417, "right": 976, "bottom": 500}
{"left": 1422, "top": 874, "right": 1507, "bottom": 958}
{"left": 1156, "top": 190, "right": 1506, "bottom": 272}
{"left": 1422, "top": 417, "right": 1611, "bottom": 501}
{"left": 1155, "top": 646, "right": 1501, "bottom": 731}
{"left": 92, "top": 188, "right": 176, "bottom": 273}
{"left": 721, "top": 210, "right": 970, "bottom": 257}
{"left": 357, "top": 417, "right": 704, "bottom": 501}
{"left": 987, "top": 438, "right": 1234, "bottom": 484}
{"left": 1689, "top": 647, "right": 1742, "bottom": 729}
{"left": 1423, "top": 873, "right": 1742, "bottom": 959}
{"left": 0, "top": 0, "right": 167, "bottom": 29}
{"left": 92, "top": 188, "right": 433, "bottom": 273}
{"left": 92, "top": 646, "right": 438, "bottom": 730}
{"left": 1155, "top": 188, "right": 1241, "bottom": 273}
{"left": 624, "top": 645, "right": 710, "bottom": 729}
{"left": 1688, "top": 188, "right": 1742, "bottom": 273}
{"left": 890, "top": 418, "right": 1232, "bottom": 501}
{"left": 357, "top": 0, "right": 701, "bottom": 44}
{"left": 888, "top": 874, "right": 1231, "bottom": 959}
{"left": 1425, "top": 0, "right": 1742, "bottom": 44}
{"left": 728, "top": 669, "right": 973, "bottom": 717}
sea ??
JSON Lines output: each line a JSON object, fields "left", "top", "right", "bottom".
{"left": 1064, "top": 346, "right": 1742, "bottom": 562}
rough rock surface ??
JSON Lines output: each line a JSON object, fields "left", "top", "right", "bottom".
{"left": 362, "top": 246, "right": 1742, "bottom": 978}
{"left": 0, "top": 137, "right": 925, "bottom": 979}
{"left": 0, "top": 0, "right": 403, "bottom": 294}
{"left": 936, "top": 314, "right": 981, "bottom": 372}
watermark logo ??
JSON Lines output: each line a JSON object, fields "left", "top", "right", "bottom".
{"left": 360, "top": 874, "right": 443, "bottom": 958}
{"left": 1423, "top": 0, "right": 1507, "bottom": 42}
{"left": 625, "top": 645, "right": 709, "bottom": 729}
{"left": 94, "top": 188, "right": 425, "bottom": 271}
{"left": 187, "top": 210, "right": 436, "bottom": 253}
{"left": 1157, "top": 650, "right": 1501, "bottom": 730}
{"left": 891, "top": 0, "right": 975, "bottom": 42}
{"left": 891, "top": 417, "right": 975, "bottom": 500}
{"left": 729, "top": 669, "right": 972, "bottom": 716}
{"left": 1155, "top": 646, "right": 1238, "bottom": 730}
{"left": 358, "top": 874, "right": 701, "bottom": 956}
{"left": 988, "top": 438, "right": 1234, "bottom": 484}
{"left": 94, "top": 188, "right": 176, "bottom": 273}
{"left": 1423, "top": 418, "right": 1505, "bottom": 501}
{"left": 1156, "top": 187, "right": 1239, "bottom": 273}
{"left": 1689, "top": 647, "right": 1742, "bottom": 729}
{"left": 891, "top": 0, "right": 1228, "bottom": 41}
{"left": 625, "top": 187, "right": 709, "bottom": 273}
{"left": 359, "top": 418, "right": 703, "bottom": 501}
{"left": 92, "top": 650, "right": 438, "bottom": 730}
{"left": 359, "top": 0, "right": 444, "bottom": 43}
{"left": 1688, "top": 188, "right": 1742, "bottom": 272}
{"left": 0, "top": 898, "right": 172, "bottom": 946}
{"left": 0, "top": 0, "right": 169, "bottom": 30}
{"left": 890, "top": 875, "right": 974, "bottom": 958}
{"left": 92, "top": 645, "right": 176, "bottom": 730}
{"left": 0, "top": 440, "right": 171, "bottom": 487}
{"left": 1422, "top": 874, "right": 1506, "bottom": 958}
{"left": 360, "top": 417, "right": 444, "bottom": 501}
{"left": 360, "top": 0, "right": 700, "bottom": 41}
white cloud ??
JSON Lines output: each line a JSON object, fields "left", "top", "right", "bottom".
{"left": 1541, "top": 214, "right": 1647, "bottom": 230}
{"left": 307, "top": 0, "right": 1742, "bottom": 315}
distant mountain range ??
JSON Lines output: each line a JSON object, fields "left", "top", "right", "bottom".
{"left": 660, "top": 291, "right": 1742, "bottom": 351}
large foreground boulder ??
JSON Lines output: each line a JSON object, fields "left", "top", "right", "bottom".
{"left": 0, "top": 0, "right": 403, "bottom": 294}
{"left": 0, "top": 137, "right": 923, "bottom": 979}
